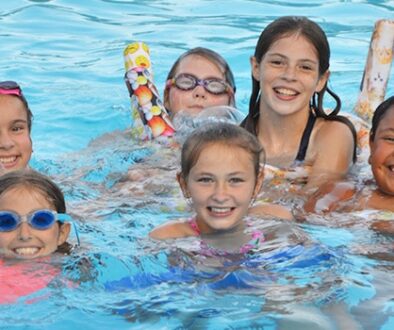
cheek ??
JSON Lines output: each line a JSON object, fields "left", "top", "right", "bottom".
{"left": 168, "top": 89, "right": 188, "bottom": 113}
{"left": 0, "top": 233, "right": 14, "bottom": 248}
{"left": 208, "top": 94, "right": 231, "bottom": 106}
{"left": 19, "top": 133, "right": 33, "bottom": 151}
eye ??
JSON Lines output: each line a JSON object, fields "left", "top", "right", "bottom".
{"left": 11, "top": 123, "right": 27, "bottom": 133}
{"left": 300, "top": 64, "right": 313, "bottom": 71}
{"left": 11, "top": 125, "right": 25, "bottom": 132}
{"left": 229, "top": 177, "right": 245, "bottom": 184}
{"left": 270, "top": 59, "right": 284, "bottom": 66}
{"left": 197, "top": 176, "right": 213, "bottom": 183}
{"left": 382, "top": 136, "right": 394, "bottom": 142}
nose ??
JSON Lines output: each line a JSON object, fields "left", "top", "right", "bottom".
{"left": 17, "top": 222, "right": 32, "bottom": 241}
{"left": 212, "top": 182, "right": 229, "bottom": 203}
{"left": 282, "top": 64, "right": 297, "bottom": 81}
{"left": 0, "top": 131, "right": 15, "bottom": 150}
{"left": 192, "top": 85, "right": 207, "bottom": 99}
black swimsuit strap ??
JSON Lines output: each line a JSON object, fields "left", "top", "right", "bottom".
{"left": 295, "top": 111, "right": 317, "bottom": 162}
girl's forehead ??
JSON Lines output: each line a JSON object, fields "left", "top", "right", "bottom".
{"left": 268, "top": 32, "right": 318, "bottom": 56}
{"left": 0, "top": 185, "right": 52, "bottom": 208}
{"left": 378, "top": 106, "right": 394, "bottom": 129}
{"left": 177, "top": 54, "right": 224, "bottom": 76}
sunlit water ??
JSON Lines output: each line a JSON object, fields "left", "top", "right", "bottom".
{"left": 0, "top": 1, "right": 393, "bottom": 329}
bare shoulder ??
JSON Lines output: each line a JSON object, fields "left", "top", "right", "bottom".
{"left": 249, "top": 203, "right": 293, "bottom": 220}
{"left": 315, "top": 118, "right": 355, "bottom": 145}
{"left": 306, "top": 118, "right": 355, "bottom": 184}
{"left": 149, "top": 219, "right": 196, "bottom": 240}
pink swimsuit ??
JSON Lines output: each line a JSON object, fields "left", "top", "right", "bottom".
{"left": 188, "top": 218, "right": 264, "bottom": 255}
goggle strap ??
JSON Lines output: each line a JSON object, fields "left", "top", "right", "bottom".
{"left": 72, "top": 222, "right": 81, "bottom": 247}
{"left": 0, "top": 88, "right": 22, "bottom": 96}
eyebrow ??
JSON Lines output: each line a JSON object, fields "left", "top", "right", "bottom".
{"left": 10, "top": 119, "right": 28, "bottom": 125}
{"left": 266, "top": 53, "right": 318, "bottom": 65}
{"left": 177, "top": 72, "right": 225, "bottom": 81}
{"left": 378, "top": 127, "right": 394, "bottom": 134}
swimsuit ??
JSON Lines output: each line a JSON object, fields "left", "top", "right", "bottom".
{"left": 294, "top": 111, "right": 317, "bottom": 163}
{"left": 187, "top": 218, "right": 264, "bottom": 256}
{"left": 0, "top": 258, "right": 60, "bottom": 304}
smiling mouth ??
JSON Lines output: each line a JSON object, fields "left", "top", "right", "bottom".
{"left": 13, "top": 247, "right": 40, "bottom": 257}
{"left": 208, "top": 207, "right": 234, "bottom": 216}
{"left": 274, "top": 87, "right": 298, "bottom": 96}
{"left": 0, "top": 156, "right": 18, "bottom": 168}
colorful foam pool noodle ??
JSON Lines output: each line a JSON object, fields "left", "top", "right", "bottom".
{"left": 124, "top": 42, "right": 175, "bottom": 139}
{"left": 354, "top": 19, "right": 394, "bottom": 122}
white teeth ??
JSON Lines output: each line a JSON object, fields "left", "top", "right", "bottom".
{"left": 14, "top": 247, "right": 40, "bottom": 256}
{"left": 210, "top": 207, "right": 231, "bottom": 213}
{"left": 0, "top": 156, "right": 17, "bottom": 164}
{"left": 275, "top": 88, "right": 297, "bottom": 96}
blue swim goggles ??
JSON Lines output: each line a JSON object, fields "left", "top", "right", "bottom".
{"left": 0, "top": 209, "right": 69, "bottom": 232}
{"left": 0, "top": 209, "right": 80, "bottom": 246}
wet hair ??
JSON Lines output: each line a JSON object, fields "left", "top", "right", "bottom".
{"left": 0, "top": 81, "right": 33, "bottom": 132}
{"left": 370, "top": 96, "right": 394, "bottom": 142}
{"left": 241, "top": 16, "right": 357, "bottom": 161}
{"left": 180, "top": 122, "right": 264, "bottom": 181}
{"left": 0, "top": 169, "right": 71, "bottom": 252}
{"left": 0, "top": 169, "right": 65, "bottom": 213}
{"left": 164, "top": 47, "right": 236, "bottom": 111}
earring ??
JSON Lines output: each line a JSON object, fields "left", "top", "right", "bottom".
{"left": 185, "top": 197, "right": 193, "bottom": 207}
{"left": 249, "top": 197, "right": 256, "bottom": 207}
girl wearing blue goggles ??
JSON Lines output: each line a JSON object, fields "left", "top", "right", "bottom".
{"left": 0, "top": 170, "right": 76, "bottom": 259}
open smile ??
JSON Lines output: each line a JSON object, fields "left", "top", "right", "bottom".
{"left": 273, "top": 87, "right": 299, "bottom": 99}
{"left": 0, "top": 155, "right": 18, "bottom": 168}
{"left": 207, "top": 206, "right": 235, "bottom": 217}
{"left": 13, "top": 246, "right": 41, "bottom": 258}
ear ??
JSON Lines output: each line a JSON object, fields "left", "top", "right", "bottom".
{"left": 252, "top": 167, "right": 264, "bottom": 198}
{"left": 368, "top": 137, "right": 374, "bottom": 165}
{"left": 250, "top": 56, "right": 261, "bottom": 82}
{"left": 176, "top": 172, "right": 190, "bottom": 198}
{"left": 315, "top": 70, "right": 330, "bottom": 93}
{"left": 57, "top": 223, "right": 71, "bottom": 246}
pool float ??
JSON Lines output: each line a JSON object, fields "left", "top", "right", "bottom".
{"left": 354, "top": 19, "right": 394, "bottom": 123}
{"left": 0, "top": 258, "right": 60, "bottom": 304}
{"left": 124, "top": 41, "right": 175, "bottom": 140}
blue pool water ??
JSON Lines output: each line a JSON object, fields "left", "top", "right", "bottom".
{"left": 1, "top": 1, "right": 394, "bottom": 329}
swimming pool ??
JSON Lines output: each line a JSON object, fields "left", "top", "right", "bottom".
{"left": 1, "top": 1, "right": 394, "bottom": 329}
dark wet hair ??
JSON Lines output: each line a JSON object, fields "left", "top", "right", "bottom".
{"left": 0, "top": 169, "right": 72, "bottom": 252}
{"left": 370, "top": 96, "right": 394, "bottom": 142}
{"left": 0, "top": 81, "right": 33, "bottom": 132}
{"left": 241, "top": 16, "right": 357, "bottom": 161}
{"left": 0, "top": 169, "right": 66, "bottom": 213}
{"left": 180, "top": 122, "right": 264, "bottom": 181}
{"left": 164, "top": 47, "right": 236, "bottom": 111}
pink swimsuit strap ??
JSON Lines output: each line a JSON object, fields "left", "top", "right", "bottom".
{"left": 187, "top": 218, "right": 264, "bottom": 254}
{"left": 188, "top": 217, "right": 201, "bottom": 235}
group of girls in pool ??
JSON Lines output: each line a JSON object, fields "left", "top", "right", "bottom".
{"left": 0, "top": 16, "right": 393, "bottom": 304}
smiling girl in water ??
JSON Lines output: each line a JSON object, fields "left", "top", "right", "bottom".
{"left": 149, "top": 122, "right": 292, "bottom": 253}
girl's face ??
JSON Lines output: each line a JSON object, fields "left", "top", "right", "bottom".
{"left": 0, "top": 96, "right": 32, "bottom": 174}
{"left": 251, "top": 33, "right": 328, "bottom": 117}
{"left": 165, "top": 54, "right": 231, "bottom": 117}
{"left": 0, "top": 186, "right": 70, "bottom": 259}
{"left": 178, "top": 143, "right": 263, "bottom": 234}
{"left": 369, "top": 106, "right": 394, "bottom": 195}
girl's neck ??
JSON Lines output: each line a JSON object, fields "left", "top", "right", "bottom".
{"left": 366, "top": 189, "right": 394, "bottom": 212}
{"left": 195, "top": 217, "right": 245, "bottom": 236}
{"left": 257, "top": 107, "right": 310, "bottom": 166}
